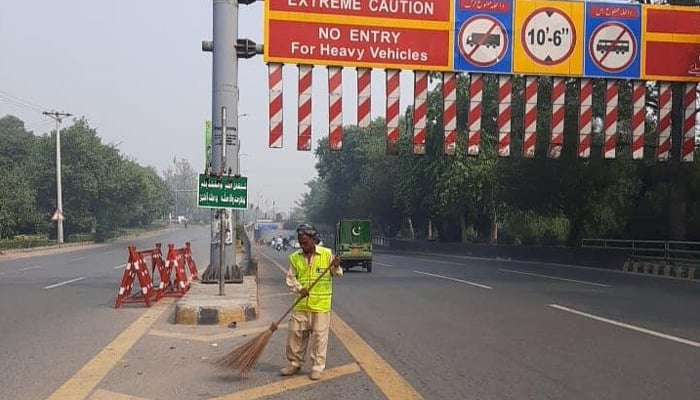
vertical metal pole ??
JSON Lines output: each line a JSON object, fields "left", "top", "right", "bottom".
{"left": 55, "top": 119, "right": 64, "bottom": 244}
{"left": 210, "top": 0, "right": 240, "bottom": 282}
{"left": 219, "top": 107, "right": 227, "bottom": 296}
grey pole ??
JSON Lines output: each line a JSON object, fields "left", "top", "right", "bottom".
{"left": 210, "top": 0, "right": 240, "bottom": 287}
{"left": 219, "top": 107, "right": 227, "bottom": 295}
{"left": 43, "top": 111, "right": 72, "bottom": 244}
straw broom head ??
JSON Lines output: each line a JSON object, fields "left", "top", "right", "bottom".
{"left": 215, "top": 322, "right": 278, "bottom": 375}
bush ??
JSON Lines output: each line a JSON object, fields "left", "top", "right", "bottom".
{"left": 501, "top": 209, "right": 570, "bottom": 246}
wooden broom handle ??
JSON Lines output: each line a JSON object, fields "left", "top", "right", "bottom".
{"left": 272, "top": 263, "right": 333, "bottom": 328}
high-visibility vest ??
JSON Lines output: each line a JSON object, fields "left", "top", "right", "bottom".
{"left": 289, "top": 246, "right": 334, "bottom": 312}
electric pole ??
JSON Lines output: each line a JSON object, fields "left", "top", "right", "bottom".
{"left": 43, "top": 110, "right": 72, "bottom": 244}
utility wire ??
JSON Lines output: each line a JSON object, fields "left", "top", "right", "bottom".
{"left": 0, "top": 89, "right": 50, "bottom": 114}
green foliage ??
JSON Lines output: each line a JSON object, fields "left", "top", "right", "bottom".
{"left": 0, "top": 115, "right": 170, "bottom": 240}
{"left": 501, "top": 209, "right": 570, "bottom": 246}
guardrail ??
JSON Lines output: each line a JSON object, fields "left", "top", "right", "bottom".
{"left": 581, "top": 238, "right": 700, "bottom": 266}
{"left": 372, "top": 236, "right": 390, "bottom": 247}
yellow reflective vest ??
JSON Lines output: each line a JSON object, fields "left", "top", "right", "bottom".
{"left": 289, "top": 246, "right": 334, "bottom": 312}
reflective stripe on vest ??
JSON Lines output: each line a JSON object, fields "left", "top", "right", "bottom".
{"left": 289, "top": 246, "right": 333, "bottom": 312}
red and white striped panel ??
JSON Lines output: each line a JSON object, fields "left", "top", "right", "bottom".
{"left": 682, "top": 83, "right": 696, "bottom": 162}
{"left": 357, "top": 68, "right": 371, "bottom": 128}
{"left": 268, "top": 63, "right": 283, "bottom": 148}
{"left": 523, "top": 76, "right": 538, "bottom": 158}
{"left": 413, "top": 71, "right": 428, "bottom": 155}
{"left": 297, "top": 65, "right": 313, "bottom": 151}
{"left": 468, "top": 74, "right": 483, "bottom": 156}
{"left": 548, "top": 77, "right": 566, "bottom": 159}
{"left": 386, "top": 69, "right": 401, "bottom": 154}
{"left": 657, "top": 82, "right": 672, "bottom": 162}
{"left": 443, "top": 72, "right": 457, "bottom": 155}
{"left": 328, "top": 66, "right": 343, "bottom": 151}
{"left": 631, "top": 81, "right": 646, "bottom": 160}
{"left": 497, "top": 75, "right": 512, "bottom": 157}
{"left": 578, "top": 79, "right": 593, "bottom": 158}
{"left": 603, "top": 80, "right": 619, "bottom": 159}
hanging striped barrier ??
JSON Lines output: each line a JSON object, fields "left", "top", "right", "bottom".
{"left": 297, "top": 65, "right": 313, "bottom": 151}
{"left": 603, "top": 80, "right": 619, "bottom": 159}
{"left": 468, "top": 74, "right": 483, "bottom": 156}
{"left": 268, "top": 63, "right": 283, "bottom": 149}
{"left": 523, "top": 76, "right": 538, "bottom": 158}
{"left": 631, "top": 81, "right": 646, "bottom": 160}
{"left": 682, "top": 83, "right": 696, "bottom": 162}
{"left": 413, "top": 71, "right": 428, "bottom": 155}
{"left": 657, "top": 82, "right": 672, "bottom": 162}
{"left": 357, "top": 68, "right": 371, "bottom": 129}
{"left": 549, "top": 77, "right": 566, "bottom": 159}
{"left": 578, "top": 78, "right": 593, "bottom": 159}
{"left": 386, "top": 69, "right": 401, "bottom": 155}
{"left": 497, "top": 75, "right": 512, "bottom": 157}
{"left": 443, "top": 72, "right": 457, "bottom": 156}
{"left": 328, "top": 66, "right": 343, "bottom": 151}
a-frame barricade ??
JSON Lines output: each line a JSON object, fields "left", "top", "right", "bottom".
{"left": 146, "top": 243, "right": 170, "bottom": 301}
{"left": 163, "top": 243, "right": 190, "bottom": 297}
{"left": 114, "top": 246, "right": 155, "bottom": 308}
{"left": 183, "top": 242, "right": 199, "bottom": 281}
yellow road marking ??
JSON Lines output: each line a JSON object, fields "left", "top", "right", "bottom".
{"left": 262, "top": 253, "right": 424, "bottom": 400}
{"left": 46, "top": 299, "right": 174, "bottom": 400}
{"left": 89, "top": 389, "right": 153, "bottom": 400}
{"left": 209, "top": 363, "right": 361, "bottom": 400}
{"left": 148, "top": 323, "right": 289, "bottom": 342}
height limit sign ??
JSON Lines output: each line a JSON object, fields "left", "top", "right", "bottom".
{"left": 514, "top": 1, "right": 584, "bottom": 76}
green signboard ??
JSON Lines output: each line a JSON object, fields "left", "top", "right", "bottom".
{"left": 197, "top": 174, "right": 248, "bottom": 210}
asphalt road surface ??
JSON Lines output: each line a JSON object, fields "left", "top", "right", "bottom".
{"left": 2, "top": 232, "right": 698, "bottom": 400}
{"left": 0, "top": 225, "right": 208, "bottom": 400}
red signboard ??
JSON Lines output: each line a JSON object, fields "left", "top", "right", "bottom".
{"left": 645, "top": 41, "right": 700, "bottom": 79}
{"left": 646, "top": 8, "right": 700, "bottom": 34}
{"left": 268, "top": 0, "right": 451, "bottom": 22}
{"left": 266, "top": 20, "right": 451, "bottom": 69}
{"left": 642, "top": 5, "right": 700, "bottom": 81}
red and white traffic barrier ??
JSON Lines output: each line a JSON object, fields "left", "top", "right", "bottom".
{"left": 386, "top": 69, "right": 401, "bottom": 154}
{"left": 297, "top": 65, "right": 313, "bottom": 151}
{"left": 523, "top": 76, "right": 538, "bottom": 158}
{"left": 603, "top": 80, "right": 619, "bottom": 159}
{"left": 328, "top": 66, "right": 343, "bottom": 151}
{"left": 578, "top": 79, "right": 593, "bottom": 158}
{"left": 497, "top": 75, "right": 512, "bottom": 157}
{"left": 631, "top": 81, "right": 646, "bottom": 160}
{"left": 357, "top": 68, "right": 371, "bottom": 129}
{"left": 657, "top": 82, "right": 672, "bottom": 162}
{"left": 549, "top": 77, "right": 566, "bottom": 159}
{"left": 468, "top": 74, "right": 483, "bottom": 156}
{"left": 413, "top": 71, "right": 428, "bottom": 155}
{"left": 682, "top": 83, "right": 696, "bottom": 162}
{"left": 268, "top": 63, "right": 283, "bottom": 148}
{"left": 443, "top": 72, "right": 457, "bottom": 155}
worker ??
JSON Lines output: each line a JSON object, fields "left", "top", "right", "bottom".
{"left": 280, "top": 224, "right": 342, "bottom": 380}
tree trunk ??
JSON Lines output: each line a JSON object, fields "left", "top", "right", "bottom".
{"left": 459, "top": 211, "right": 468, "bottom": 243}
{"left": 427, "top": 218, "right": 433, "bottom": 240}
{"left": 489, "top": 186, "right": 498, "bottom": 244}
{"left": 406, "top": 216, "right": 415, "bottom": 240}
{"left": 667, "top": 83, "right": 688, "bottom": 241}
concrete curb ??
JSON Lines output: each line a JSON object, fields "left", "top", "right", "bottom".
{"left": 623, "top": 260, "right": 699, "bottom": 282}
{"left": 174, "top": 276, "right": 259, "bottom": 325}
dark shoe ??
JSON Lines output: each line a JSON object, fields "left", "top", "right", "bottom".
{"left": 280, "top": 365, "right": 301, "bottom": 376}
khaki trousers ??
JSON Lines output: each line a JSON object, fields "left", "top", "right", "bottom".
{"left": 286, "top": 310, "right": 331, "bottom": 372}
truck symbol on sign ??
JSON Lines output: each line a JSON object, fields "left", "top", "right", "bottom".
{"left": 596, "top": 39, "right": 629, "bottom": 54}
{"left": 467, "top": 33, "right": 501, "bottom": 48}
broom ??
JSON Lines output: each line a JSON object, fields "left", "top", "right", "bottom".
{"left": 215, "top": 264, "right": 333, "bottom": 375}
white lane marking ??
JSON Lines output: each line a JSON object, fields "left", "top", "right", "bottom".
{"left": 43, "top": 276, "right": 87, "bottom": 289}
{"left": 413, "top": 270, "right": 493, "bottom": 290}
{"left": 262, "top": 253, "right": 287, "bottom": 274}
{"left": 550, "top": 304, "right": 700, "bottom": 349}
{"left": 373, "top": 262, "right": 393, "bottom": 266}
{"left": 71, "top": 256, "right": 87, "bottom": 261}
{"left": 499, "top": 268, "right": 610, "bottom": 288}
{"left": 18, "top": 265, "right": 42, "bottom": 271}
{"left": 112, "top": 264, "right": 126, "bottom": 269}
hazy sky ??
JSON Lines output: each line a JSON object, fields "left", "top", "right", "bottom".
{"left": 0, "top": 0, "right": 418, "bottom": 213}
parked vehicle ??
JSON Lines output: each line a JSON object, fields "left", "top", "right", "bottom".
{"left": 335, "top": 218, "right": 372, "bottom": 272}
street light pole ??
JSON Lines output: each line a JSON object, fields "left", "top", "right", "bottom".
{"left": 43, "top": 111, "right": 72, "bottom": 244}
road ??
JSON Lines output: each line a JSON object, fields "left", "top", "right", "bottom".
{"left": 1, "top": 233, "right": 698, "bottom": 400}
{"left": 0, "top": 225, "right": 207, "bottom": 400}
{"left": 262, "top": 247, "right": 700, "bottom": 400}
